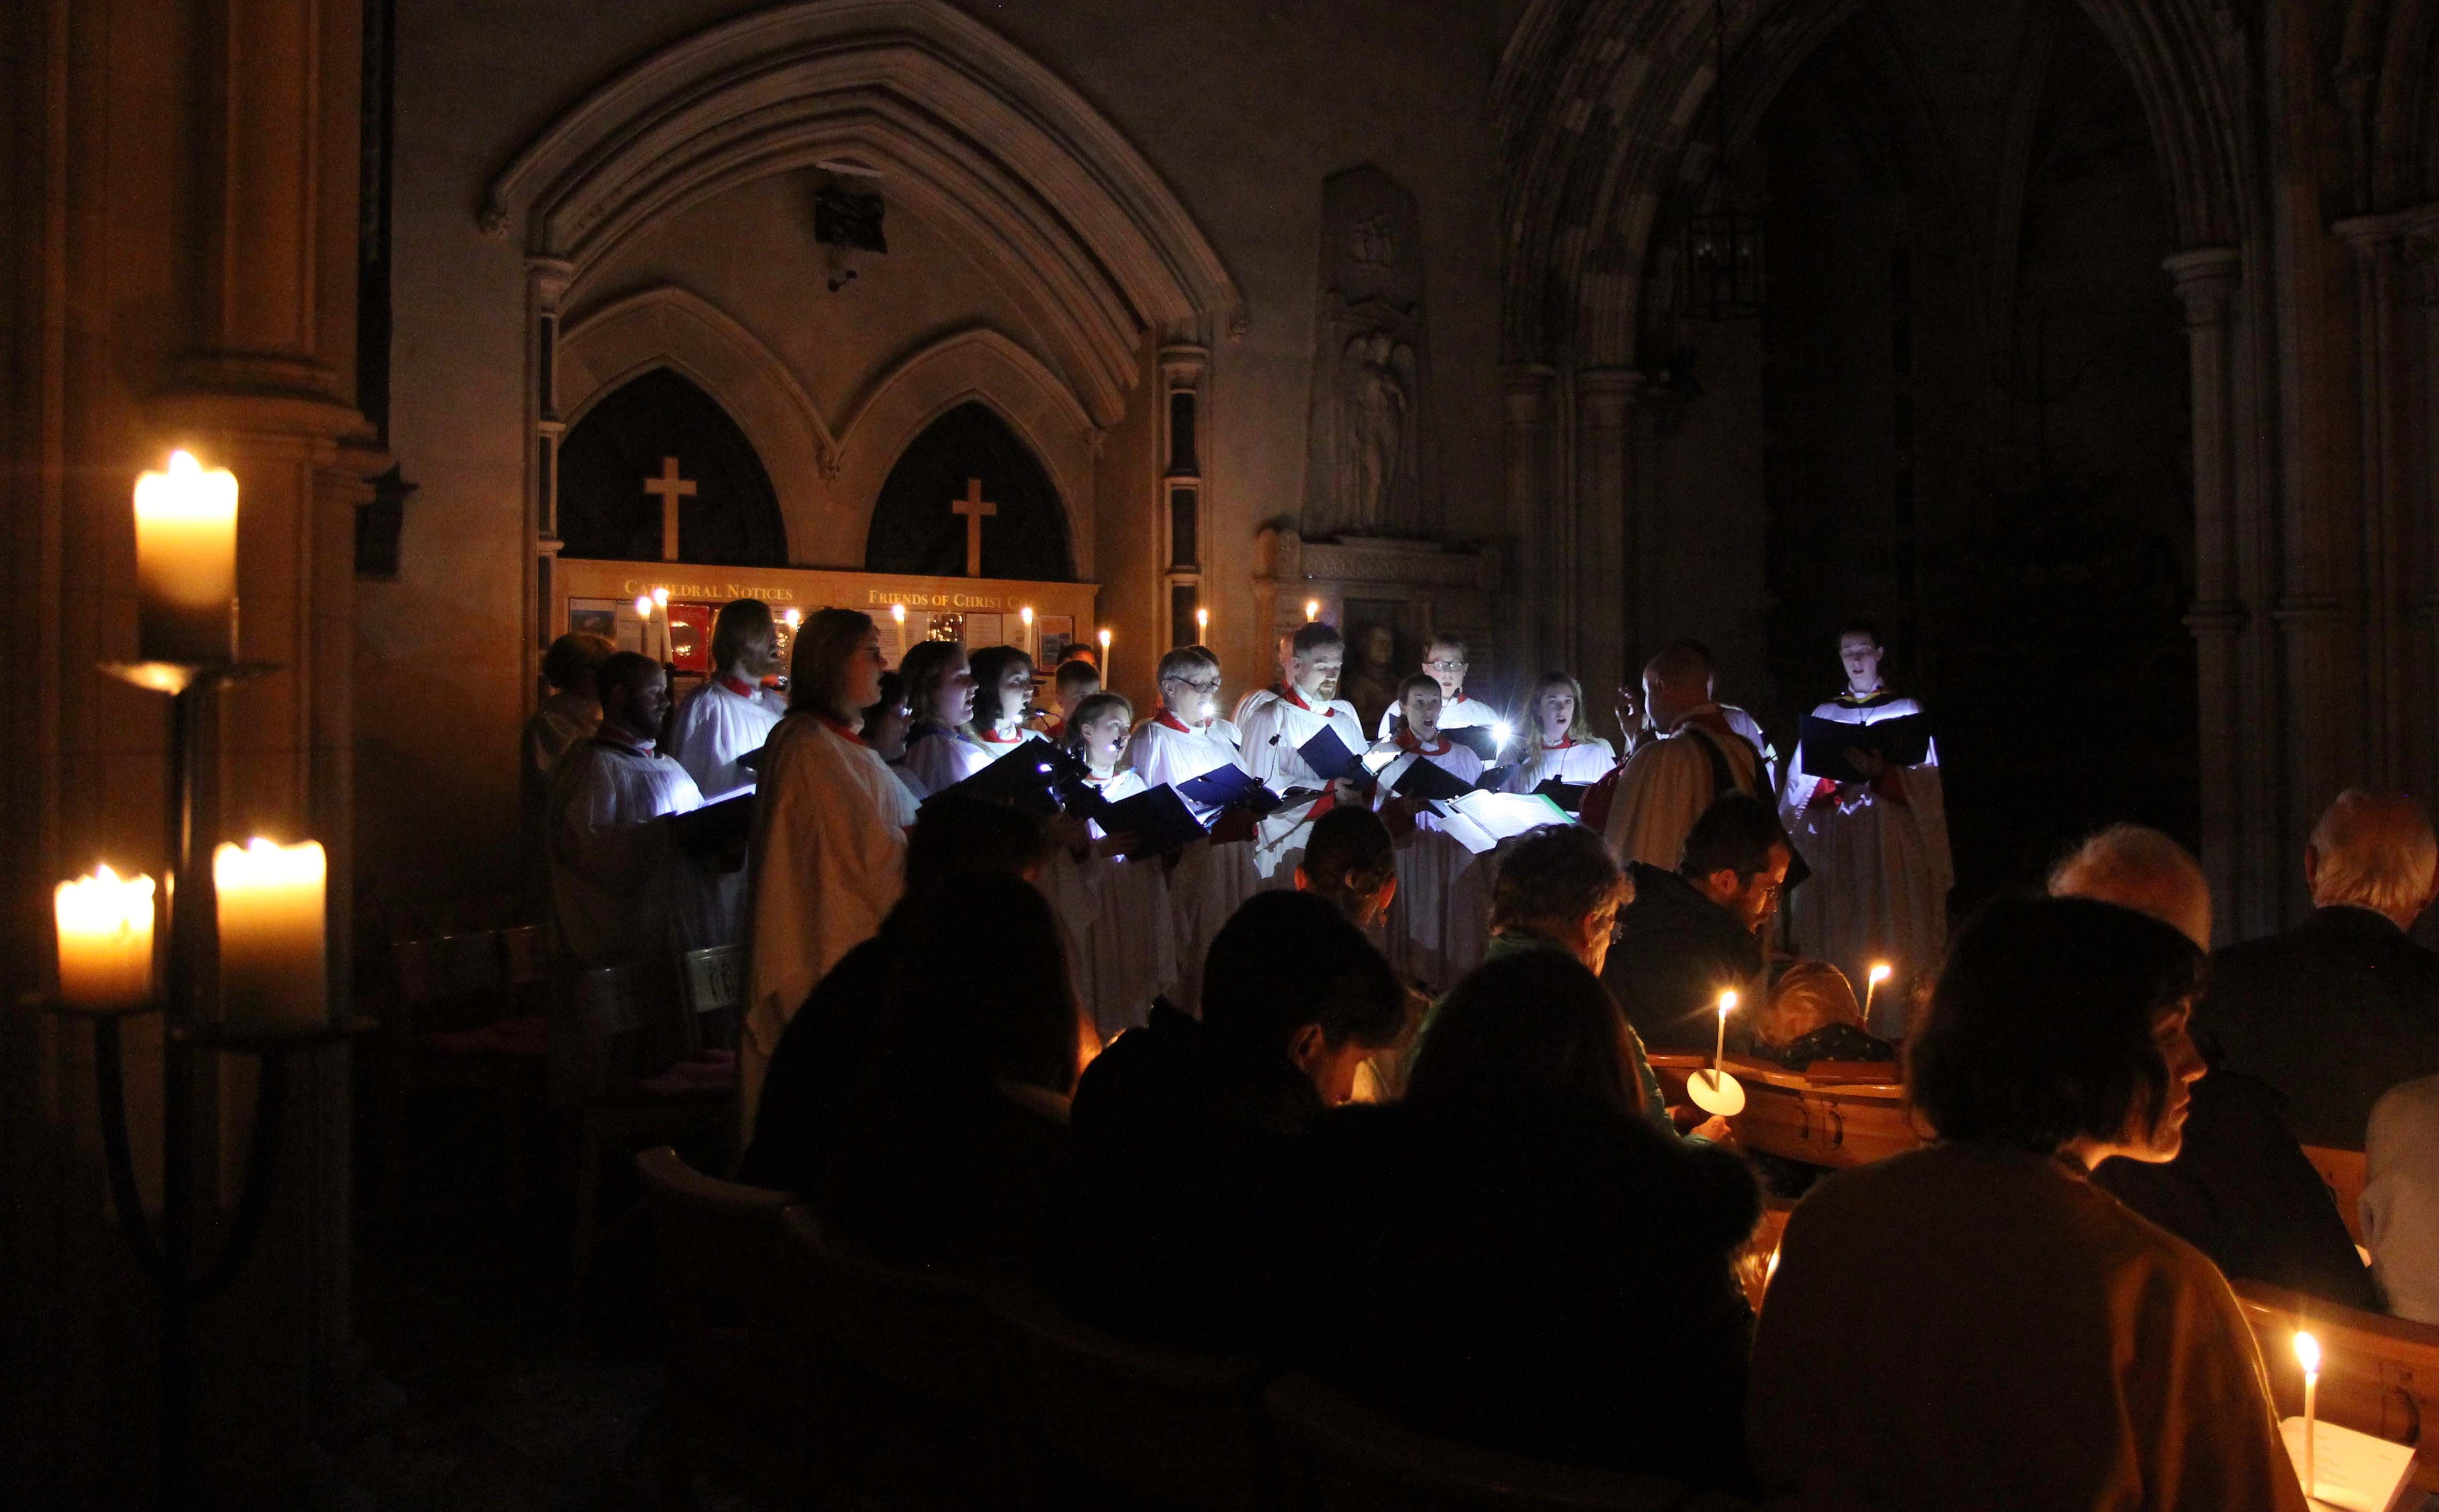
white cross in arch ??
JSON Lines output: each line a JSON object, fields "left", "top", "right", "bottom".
{"left": 951, "top": 477, "right": 997, "bottom": 577}
{"left": 644, "top": 456, "right": 696, "bottom": 561}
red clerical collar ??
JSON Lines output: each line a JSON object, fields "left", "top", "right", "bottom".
{"left": 1541, "top": 737, "right": 1574, "bottom": 750}
{"left": 1156, "top": 709, "right": 1197, "bottom": 734}
{"left": 814, "top": 712, "right": 867, "bottom": 748}
{"left": 977, "top": 726, "right": 1024, "bottom": 745}
{"left": 1396, "top": 728, "right": 1449, "bottom": 756}
{"left": 1285, "top": 688, "right": 1328, "bottom": 715}
{"left": 716, "top": 672, "right": 755, "bottom": 698}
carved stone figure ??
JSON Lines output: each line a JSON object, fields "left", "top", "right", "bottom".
{"left": 1304, "top": 165, "right": 1435, "bottom": 539}
{"left": 1339, "top": 331, "right": 1415, "bottom": 534}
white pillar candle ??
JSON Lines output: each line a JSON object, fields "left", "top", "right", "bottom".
{"left": 53, "top": 865, "right": 156, "bottom": 1009}
{"left": 214, "top": 838, "right": 326, "bottom": 1030}
{"left": 133, "top": 450, "right": 239, "bottom": 664}
{"left": 1097, "top": 626, "right": 1113, "bottom": 684}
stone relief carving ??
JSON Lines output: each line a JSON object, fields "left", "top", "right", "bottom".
{"left": 1304, "top": 164, "right": 1436, "bottom": 539}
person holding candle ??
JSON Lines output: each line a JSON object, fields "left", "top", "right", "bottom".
{"left": 1748, "top": 896, "right": 2304, "bottom": 1512}
{"left": 1746, "top": 960, "right": 1895, "bottom": 1071}
{"left": 1603, "top": 793, "right": 1788, "bottom": 1054}
{"left": 668, "top": 598, "right": 782, "bottom": 801}
{"left": 544, "top": 652, "right": 707, "bottom": 969}
{"left": 741, "top": 609, "right": 913, "bottom": 1133}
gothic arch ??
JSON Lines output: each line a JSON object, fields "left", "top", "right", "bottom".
{"left": 484, "top": 0, "right": 1243, "bottom": 426}
{"left": 835, "top": 325, "right": 1100, "bottom": 577}
{"left": 558, "top": 285, "right": 839, "bottom": 558}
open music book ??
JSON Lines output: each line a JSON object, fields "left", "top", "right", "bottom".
{"left": 2279, "top": 1416, "right": 2416, "bottom": 1511}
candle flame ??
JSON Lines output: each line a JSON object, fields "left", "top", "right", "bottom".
{"left": 169, "top": 449, "right": 200, "bottom": 475}
{"left": 1196, "top": 608, "right": 1209, "bottom": 630}
{"left": 782, "top": 608, "right": 801, "bottom": 628}
{"left": 1021, "top": 606, "right": 1034, "bottom": 625}
{"left": 1719, "top": 989, "right": 1738, "bottom": 1017}
{"left": 2294, "top": 1331, "right": 2320, "bottom": 1376}
{"left": 633, "top": 594, "right": 653, "bottom": 618}
{"left": 1098, "top": 628, "right": 1112, "bottom": 647}
{"left": 55, "top": 866, "right": 155, "bottom": 931}
{"left": 1305, "top": 599, "right": 1321, "bottom": 622}
{"left": 891, "top": 603, "right": 907, "bottom": 623}
{"left": 1868, "top": 962, "right": 1893, "bottom": 985}
{"left": 651, "top": 587, "right": 669, "bottom": 607}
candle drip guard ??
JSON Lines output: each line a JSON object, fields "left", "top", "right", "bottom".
{"left": 43, "top": 658, "right": 370, "bottom": 1512}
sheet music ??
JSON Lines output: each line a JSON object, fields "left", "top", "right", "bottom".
{"left": 2279, "top": 1417, "right": 2416, "bottom": 1512}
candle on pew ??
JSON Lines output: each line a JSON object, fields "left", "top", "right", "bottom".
{"left": 54, "top": 865, "right": 156, "bottom": 1009}
{"left": 214, "top": 838, "right": 327, "bottom": 1031}
{"left": 133, "top": 450, "right": 239, "bottom": 664}
{"left": 2295, "top": 1331, "right": 2320, "bottom": 1498}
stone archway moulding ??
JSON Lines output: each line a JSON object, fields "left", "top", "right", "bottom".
{"left": 484, "top": 0, "right": 1244, "bottom": 427}
{"left": 558, "top": 285, "right": 841, "bottom": 561}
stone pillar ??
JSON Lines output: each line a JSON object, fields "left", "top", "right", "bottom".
{"left": 527, "top": 257, "right": 575, "bottom": 708}
{"left": 2166, "top": 249, "right": 2251, "bottom": 942}
{"left": 2334, "top": 211, "right": 2417, "bottom": 788}
{"left": 1501, "top": 365, "right": 1557, "bottom": 674}
{"left": 1575, "top": 368, "right": 1642, "bottom": 709}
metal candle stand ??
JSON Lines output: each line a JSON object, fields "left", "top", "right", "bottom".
{"left": 44, "top": 658, "right": 370, "bottom": 1512}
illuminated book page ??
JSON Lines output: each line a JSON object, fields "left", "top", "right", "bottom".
{"left": 2279, "top": 1417, "right": 2415, "bottom": 1512}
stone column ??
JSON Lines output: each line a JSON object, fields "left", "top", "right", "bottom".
{"left": 2166, "top": 249, "right": 2250, "bottom": 942}
{"left": 1502, "top": 365, "right": 1557, "bottom": 674}
{"left": 1575, "top": 368, "right": 1642, "bottom": 709}
{"left": 527, "top": 257, "right": 575, "bottom": 708}
{"left": 2334, "top": 211, "right": 2414, "bottom": 787}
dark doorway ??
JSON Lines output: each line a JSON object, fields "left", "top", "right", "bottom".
{"left": 865, "top": 401, "right": 1072, "bottom": 580}
{"left": 556, "top": 367, "right": 788, "bottom": 566}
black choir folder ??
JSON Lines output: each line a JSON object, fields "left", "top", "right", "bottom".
{"left": 672, "top": 792, "right": 754, "bottom": 861}
{"left": 1445, "top": 724, "right": 1508, "bottom": 761}
{"left": 1387, "top": 753, "right": 1478, "bottom": 802}
{"left": 1295, "top": 726, "right": 1367, "bottom": 785}
{"left": 1798, "top": 714, "right": 1931, "bottom": 784}
{"left": 1174, "top": 764, "right": 1282, "bottom": 815}
{"left": 1091, "top": 785, "right": 1208, "bottom": 858}
{"left": 930, "top": 737, "right": 1078, "bottom": 816}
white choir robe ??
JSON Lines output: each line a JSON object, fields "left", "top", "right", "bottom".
{"left": 1501, "top": 735, "right": 1619, "bottom": 793}
{"left": 887, "top": 760, "right": 931, "bottom": 804}
{"left": 1129, "top": 711, "right": 1274, "bottom": 1017}
{"left": 1778, "top": 693, "right": 1952, "bottom": 1036}
{"left": 1601, "top": 707, "right": 1762, "bottom": 870}
{"left": 1370, "top": 738, "right": 1492, "bottom": 993}
{"left": 1719, "top": 703, "right": 1778, "bottom": 796}
{"left": 901, "top": 724, "right": 992, "bottom": 795}
{"left": 1374, "top": 690, "right": 1502, "bottom": 741}
{"left": 545, "top": 735, "right": 705, "bottom": 969}
{"left": 1041, "top": 768, "right": 1180, "bottom": 1041}
{"left": 741, "top": 713, "right": 916, "bottom": 1131}
{"left": 1236, "top": 689, "right": 1373, "bottom": 880}
{"left": 670, "top": 675, "right": 782, "bottom": 801}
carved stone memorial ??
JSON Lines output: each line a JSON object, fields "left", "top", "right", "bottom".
{"left": 1304, "top": 165, "right": 1436, "bottom": 540}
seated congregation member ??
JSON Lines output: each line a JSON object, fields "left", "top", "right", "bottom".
{"left": 1044, "top": 691, "right": 1178, "bottom": 1040}
{"left": 668, "top": 597, "right": 781, "bottom": 801}
{"left": 1295, "top": 805, "right": 1399, "bottom": 930}
{"left": 2053, "top": 824, "right": 2378, "bottom": 1310}
{"left": 545, "top": 651, "right": 707, "bottom": 968}
{"left": 1749, "top": 897, "right": 2305, "bottom": 1512}
{"left": 1748, "top": 960, "right": 1894, "bottom": 1070}
{"left": 1371, "top": 632, "right": 1499, "bottom": 740}
{"left": 1597, "top": 642, "right": 1762, "bottom": 871}
{"left": 1045, "top": 891, "right": 1407, "bottom": 1353}
{"left": 1369, "top": 672, "right": 1491, "bottom": 992}
{"left": 740, "top": 609, "right": 912, "bottom": 1132}
{"left": 1237, "top": 622, "right": 1372, "bottom": 878}
{"left": 896, "top": 639, "right": 985, "bottom": 795}
{"left": 1131, "top": 645, "right": 1269, "bottom": 1017}
{"left": 2366, "top": 1074, "right": 2439, "bottom": 1321}
{"left": 740, "top": 796, "right": 1051, "bottom": 1196}
{"left": 1502, "top": 672, "right": 1617, "bottom": 795}
{"left": 1035, "top": 656, "right": 1101, "bottom": 739}
{"left": 2201, "top": 788, "right": 2439, "bottom": 1148}
{"left": 1304, "top": 949, "right": 1761, "bottom": 1493}
{"left": 963, "top": 643, "right": 1037, "bottom": 756}
{"left": 819, "top": 872, "right": 1086, "bottom": 1275}
{"left": 1603, "top": 793, "right": 1787, "bottom": 1053}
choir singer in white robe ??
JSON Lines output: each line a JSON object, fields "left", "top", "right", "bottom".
{"left": 741, "top": 608, "right": 915, "bottom": 1132}
{"left": 1044, "top": 691, "right": 1178, "bottom": 1039}
{"left": 1130, "top": 644, "right": 1269, "bottom": 1015}
{"left": 1600, "top": 643, "right": 1763, "bottom": 869}
{"left": 1237, "top": 622, "right": 1373, "bottom": 880}
{"left": 898, "top": 639, "right": 987, "bottom": 794}
{"left": 1503, "top": 672, "right": 1619, "bottom": 792}
{"left": 1369, "top": 673, "right": 1491, "bottom": 992}
{"left": 669, "top": 597, "right": 782, "bottom": 800}
{"left": 1371, "top": 633, "right": 1501, "bottom": 740}
{"left": 545, "top": 651, "right": 705, "bottom": 968}
{"left": 1778, "top": 623, "right": 1951, "bottom": 1035}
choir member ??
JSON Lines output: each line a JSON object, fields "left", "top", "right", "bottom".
{"left": 1747, "top": 961, "right": 1894, "bottom": 1069}
{"left": 1648, "top": 638, "right": 1775, "bottom": 793}
{"left": 668, "top": 598, "right": 782, "bottom": 801}
{"left": 2366, "top": 1074, "right": 2439, "bottom": 1322}
{"left": 741, "top": 795, "right": 1052, "bottom": 1196}
{"left": 740, "top": 608, "right": 913, "bottom": 1132}
{"left": 1602, "top": 793, "right": 1787, "bottom": 1053}
{"left": 1130, "top": 645, "right": 1267, "bottom": 1017}
{"left": 1045, "top": 890, "right": 1407, "bottom": 1353}
{"left": 1777, "top": 623, "right": 1951, "bottom": 1031}
{"left": 897, "top": 639, "right": 986, "bottom": 794}
{"left": 1303, "top": 947, "right": 1761, "bottom": 1493}
{"left": 818, "top": 871, "right": 1086, "bottom": 1276}
{"left": 544, "top": 651, "right": 705, "bottom": 968}
{"left": 963, "top": 644, "right": 1037, "bottom": 757}
{"left": 1237, "top": 622, "right": 1371, "bottom": 878}
{"left": 521, "top": 630, "right": 615, "bottom": 904}
{"left": 1501, "top": 672, "right": 1618, "bottom": 792}
{"left": 1369, "top": 673, "right": 1490, "bottom": 992}
{"left": 860, "top": 670, "right": 924, "bottom": 802}
{"left": 1036, "top": 657, "right": 1101, "bottom": 739}
{"left": 1045, "top": 691, "right": 1178, "bottom": 1040}
{"left": 1597, "top": 643, "right": 1763, "bottom": 871}
{"left": 1750, "top": 897, "right": 2305, "bottom": 1512}
{"left": 2054, "top": 824, "right": 2378, "bottom": 1310}
{"left": 2200, "top": 788, "right": 2439, "bottom": 1147}
{"left": 1372, "top": 632, "right": 1500, "bottom": 740}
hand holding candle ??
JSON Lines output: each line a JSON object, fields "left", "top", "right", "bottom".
{"left": 1689, "top": 989, "right": 1746, "bottom": 1116}
{"left": 2295, "top": 1331, "right": 2320, "bottom": 1498}
{"left": 54, "top": 865, "right": 156, "bottom": 1009}
{"left": 134, "top": 450, "right": 239, "bottom": 664}
{"left": 215, "top": 838, "right": 327, "bottom": 1031}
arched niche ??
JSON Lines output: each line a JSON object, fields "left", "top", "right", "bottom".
{"left": 558, "top": 368, "right": 788, "bottom": 566}
{"left": 865, "top": 402, "right": 1071, "bottom": 580}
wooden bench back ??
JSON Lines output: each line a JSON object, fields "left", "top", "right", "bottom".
{"left": 2233, "top": 1278, "right": 2439, "bottom": 1472}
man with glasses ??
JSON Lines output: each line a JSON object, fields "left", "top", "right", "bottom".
{"left": 1374, "top": 633, "right": 1499, "bottom": 741}
{"left": 1131, "top": 644, "right": 1269, "bottom": 1015}
{"left": 1604, "top": 793, "right": 1789, "bottom": 1057}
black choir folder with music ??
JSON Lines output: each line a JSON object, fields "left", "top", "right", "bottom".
{"left": 1798, "top": 713, "right": 1932, "bottom": 784}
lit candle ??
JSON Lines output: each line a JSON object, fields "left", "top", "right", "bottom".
{"left": 1863, "top": 961, "right": 1892, "bottom": 1024}
{"left": 782, "top": 608, "right": 802, "bottom": 630}
{"left": 651, "top": 587, "right": 672, "bottom": 662}
{"left": 1196, "top": 607, "right": 1210, "bottom": 638}
{"left": 633, "top": 594, "right": 654, "bottom": 657}
{"left": 133, "top": 450, "right": 239, "bottom": 664}
{"left": 214, "top": 838, "right": 327, "bottom": 1030}
{"left": 2295, "top": 1331, "right": 2320, "bottom": 1497}
{"left": 891, "top": 603, "right": 907, "bottom": 627}
{"left": 1715, "top": 988, "right": 1737, "bottom": 1073}
{"left": 1097, "top": 626, "right": 1113, "bottom": 682}
{"left": 1305, "top": 598, "right": 1322, "bottom": 623}
{"left": 53, "top": 865, "right": 156, "bottom": 1009}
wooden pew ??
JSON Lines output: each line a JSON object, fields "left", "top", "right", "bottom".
{"left": 1648, "top": 1052, "right": 1923, "bottom": 1168}
{"left": 2232, "top": 1278, "right": 2439, "bottom": 1492}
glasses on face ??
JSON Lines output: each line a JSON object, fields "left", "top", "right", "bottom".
{"left": 1168, "top": 676, "right": 1222, "bottom": 694}
{"left": 1425, "top": 659, "right": 1466, "bottom": 672}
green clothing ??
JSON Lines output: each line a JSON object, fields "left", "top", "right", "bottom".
{"left": 1420, "top": 931, "right": 1682, "bottom": 1140}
